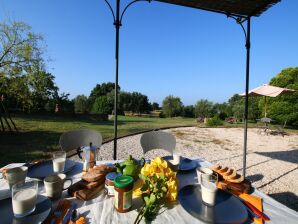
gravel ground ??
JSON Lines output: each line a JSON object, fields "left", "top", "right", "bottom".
{"left": 72, "top": 127, "right": 298, "bottom": 211}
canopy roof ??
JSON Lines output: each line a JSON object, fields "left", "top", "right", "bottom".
{"left": 241, "top": 84, "right": 295, "bottom": 97}
{"left": 156, "top": 0, "right": 281, "bottom": 18}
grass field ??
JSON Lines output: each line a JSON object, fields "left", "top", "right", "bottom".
{"left": 0, "top": 114, "right": 196, "bottom": 166}
{"left": 1, "top": 114, "right": 296, "bottom": 167}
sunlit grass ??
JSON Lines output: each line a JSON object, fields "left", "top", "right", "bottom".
{"left": 0, "top": 114, "right": 196, "bottom": 166}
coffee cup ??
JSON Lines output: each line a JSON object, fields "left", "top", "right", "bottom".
{"left": 5, "top": 166, "right": 28, "bottom": 189}
{"left": 173, "top": 153, "right": 181, "bottom": 164}
{"left": 196, "top": 167, "right": 213, "bottom": 184}
{"left": 44, "top": 173, "right": 72, "bottom": 199}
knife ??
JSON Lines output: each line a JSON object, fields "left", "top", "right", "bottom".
{"left": 62, "top": 203, "right": 77, "bottom": 224}
{"left": 237, "top": 197, "right": 270, "bottom": 221}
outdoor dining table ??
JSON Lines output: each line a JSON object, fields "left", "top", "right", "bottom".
{"left": 1, "top": 158, "right": 298, "bottom": 223}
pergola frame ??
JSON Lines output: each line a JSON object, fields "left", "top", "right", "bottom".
{"left": 103, "top": 0, "right": 280, "bottom": 178}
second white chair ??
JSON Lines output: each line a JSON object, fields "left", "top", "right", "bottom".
{"left": 140, "top": 130, "right": 176, "bottom": 155}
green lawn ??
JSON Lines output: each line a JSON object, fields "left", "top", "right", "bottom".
{"left": 0, "top": 114, "right": 196, "bottom": 166}
{"left": 1, "top": 114, "right": 296, "bottom": 167}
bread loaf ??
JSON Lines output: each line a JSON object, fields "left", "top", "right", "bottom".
{"left": 81, "top": 172, "right": 105, "bottom": 182}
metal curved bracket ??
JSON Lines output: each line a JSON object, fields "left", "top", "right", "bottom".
{"left": 103, "top": 0, "right": 151, "bottom": 27}
{"left": 120, "top": 0, "right": 151, "bottom": 23}
{"left": 226, "top": 14, "right": 247, "bottom": 40}
{"left": 104, "top": 0, "right": 116, "bottom": 23}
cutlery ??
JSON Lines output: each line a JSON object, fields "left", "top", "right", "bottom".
{"left": 237, "top": 196, "right": 270, "bottom": 221}
{"left": 62, "top": 202, "right": 77, "bottom": 224}
{"left": 51, "top": 201, "right": 64, "bottom": 224}
{"left": 245, "top": 206, "right": 260, "bottom": 219}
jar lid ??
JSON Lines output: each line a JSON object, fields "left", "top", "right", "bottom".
{"left": 106, "top": 172, "right": 122, "bottom": 181}
{"left": 114, "top": 175, "right": 134, "bottom": 188}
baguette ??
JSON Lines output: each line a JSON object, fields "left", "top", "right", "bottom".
{"left": 78, "top": 179, "right": 103, "bottom": 189}
{"left": 82, "top": 172, "right": 105, "bottom": 182}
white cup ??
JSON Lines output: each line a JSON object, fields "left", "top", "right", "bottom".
{"left": 53, "top": 151, "right": 66, "bottom": 173}
{"left": 5, "top": 166, "right": 28, "bottom": 189}
{"left": 173, "top": 153, "right": 181, "bottom": 164}
{"left": 44, "top": 173, "right": 72, "bottom": 199}
{"left": 196, "top": 167, "right": 213, "bottom": 184}
{"left": 12, "top": 180, "right": 38, "bottom": 218}
{"left": 201, "top": 173, "right": 218, "bottom": 206}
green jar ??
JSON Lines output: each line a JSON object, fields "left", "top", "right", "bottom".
{"left": 114, "top": 175, "right": 134, "bottom": 213}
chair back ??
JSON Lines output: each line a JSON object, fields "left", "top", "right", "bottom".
{"left": 140, "top": 130, "right": 176, "bottom": 155}
{"left": 59, "top": 129, "right": 102, "bottom": 151}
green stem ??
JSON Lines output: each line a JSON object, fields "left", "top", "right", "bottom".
{"left": 134, "top": 204, "right": 145, "bottom": 224}
{"left": 137, "top": 206, "right": 148, "bottom": 224}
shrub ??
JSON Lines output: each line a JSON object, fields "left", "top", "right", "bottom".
{"left": 206, "top": 115, "right": 223, "bottom": 126}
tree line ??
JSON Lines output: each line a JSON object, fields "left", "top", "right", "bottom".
{"left": 1, "top": 20, "right": 297, "bottom": 125}
{"left": 161, "top": 67, "right": 297, "bottom": 126}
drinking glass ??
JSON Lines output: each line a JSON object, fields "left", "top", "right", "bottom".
{"left": 200, "top": 173, "right": 218, "bottom": 206}
{"left": 5, "top": 166, "right": 28, "bottom": 189}
{"left": 53, "top": 151, "right": 66, "bottom": 173}
{"left": 12, "top": 180, "right": 38, "bottom": 218}
{"left": 196, "top": 167, "right": 213, "bottom": 184}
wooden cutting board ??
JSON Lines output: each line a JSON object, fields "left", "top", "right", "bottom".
{"left": 68, "top": 179, "right": 104, "bottom": 201}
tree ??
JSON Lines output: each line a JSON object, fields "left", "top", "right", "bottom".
{"left": 266, "top": 67, "right": 298, "bottom": 125}
{"left": 195, "top": 99, "right": 214, "bottom": 118}
{"left": 1, "top": 68, "right": 58, "bottom": 112}
{"left": 213, "top": 103, "right": 228, "bottom": 120}
{"left": 118, "top": 91, "right": 151, "bottom": 114}
{"left": 227, "top": 94, "right": 261, "bottom": 121}
{"left": 182, "top": 105, "right": 195, "bottom": 118}
{"left": 89, "top": 82, "right": 120, "bottom": 109}
{"left": 92, "top": 96, "right": 113, "bottom": 114}
{"left": 119, "top": 91, "right": 131, "bottom": 112}
{"left": 162, "top": 95, "right": 183, "bottom": 117}
{"left": 0, "top": 20, "right": 44, "bottom": 74}
{"left": 28, "top": 69, "right": 58, "bottom": 112}
{"left": 74, "top": 95, "right": 88, "bottom": 113}
{"left": 130, "top": 92, "right": 150, "bottom": 113}
{"left": 0, "top": 20, "right": 57, "bottom": 113}
{"left": 54, "top": 92, "right": 74, "bottom": 114}
{"left": 151, "top": 102, "right": 160, "bottom": 111}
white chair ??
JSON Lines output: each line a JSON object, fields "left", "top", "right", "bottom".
{"left": 140, "top": 130, "right": 176, "bottom": 155}
{"left": 59, "top": 129, "right": 102, "bottom": 157}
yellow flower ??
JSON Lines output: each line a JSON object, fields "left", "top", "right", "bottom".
{"left": 166, "top": 178, "right": 178, "bottom": 201}
{"left": 139, "top": 157, "right": 178, "bottom": 202}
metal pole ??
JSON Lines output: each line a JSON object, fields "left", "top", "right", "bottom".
{"left": 264, "top": 96, "right": 267, "bottom": 117}
{"left": 243, "top": 17, "right": 251, "bottom": 178}
{"left": 113, "top": 0, "right": 121, "bottom": 160}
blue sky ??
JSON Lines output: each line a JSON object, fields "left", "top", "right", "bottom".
{"left": 0, "top": 0, "right": 297, "bottom": 105}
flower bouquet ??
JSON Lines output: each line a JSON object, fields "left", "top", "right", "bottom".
{"left": 134, "top": 157, "right": 178, "bottom": 224}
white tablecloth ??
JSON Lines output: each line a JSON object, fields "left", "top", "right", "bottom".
{"left": 1, "top": 159, "right": 298, "bottom": 224}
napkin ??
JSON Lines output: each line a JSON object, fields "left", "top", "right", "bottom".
{"left": 217, "top": 182, "right": 264, "bottom": 224}
{"left": 238, "top": 192, "right": 264, "bottom": 224}
{"left": 43, "top": 199, "right": 86, "bottom": 224}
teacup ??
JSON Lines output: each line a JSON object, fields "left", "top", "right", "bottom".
{"left": 44, "top": 173, "right": 72, "bottom": 199}
{"left": 5, "top": 166, "right": 28, "bottom": 189}
{"left": 196, "top": 167, "right": 213, "bottom": 184}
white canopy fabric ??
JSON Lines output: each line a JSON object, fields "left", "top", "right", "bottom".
{"left": 241, "top": 84, "right": 295, "bottom": 97}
